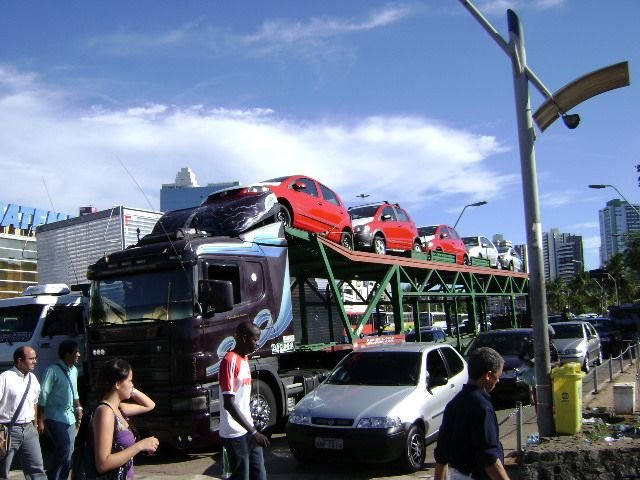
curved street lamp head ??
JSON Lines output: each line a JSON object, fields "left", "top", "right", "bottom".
{"left": 588, "top": 184, "right": 608, "bottom": 189}
{"left": 453, "top": 200, "right": 489, "bottom": 228}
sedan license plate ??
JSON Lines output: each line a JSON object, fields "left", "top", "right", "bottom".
{"left": 314, "top": 437, "right": 343, "bottom": 450}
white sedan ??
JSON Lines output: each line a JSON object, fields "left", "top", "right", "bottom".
{"left": 286, "top": 343, "right": 468, "bottom": 473}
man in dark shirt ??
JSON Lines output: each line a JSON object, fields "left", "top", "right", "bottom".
{"left": 434, "top": 347, "right": 510, "bottom": 480}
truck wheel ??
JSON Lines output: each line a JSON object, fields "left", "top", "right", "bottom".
{"left": 276, "top": 204, "right": 292, "bottom": 227}
{"left": 251, "top": 379, "right": 277, "bottom": 432}
{"left": 399, "top": 424, "right": 425, "bottom": 473}
{"left": 373, "top": 235, "right": 386, "bottom": 255}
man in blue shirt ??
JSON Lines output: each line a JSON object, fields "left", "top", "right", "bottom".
{"left": 37, "top": 340, "right": 83, "bottom": 480}
{"left": 434, "top": 347, "right": 510, "bottom": 480}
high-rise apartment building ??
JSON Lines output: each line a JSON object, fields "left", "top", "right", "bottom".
{"left": 542, "top": 228, "right": 584, "bottom": 282}
{"left": 598, "top": 199, "right": 640, "bottom": 265}
{"left": 160, "top": 167, "right": 240, "bottom": 212}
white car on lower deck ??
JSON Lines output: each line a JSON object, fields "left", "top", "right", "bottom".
{"left": 286, "top": 343, "right": 468, "bottom": 473}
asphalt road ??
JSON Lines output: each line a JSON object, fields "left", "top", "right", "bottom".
{"left": 8, "top": 405, "right": 529, "bottom": 480}
{"left": 101, "top": 404, "right": 528, "bottom": 480}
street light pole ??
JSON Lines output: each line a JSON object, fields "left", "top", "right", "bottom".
{"left": 589, "top": 184, "right": 640, "bottom": 217}
{"left": 453, "top": 200, "right": 488, "bottom": 229}
{"left": 459, "top": 0, "right": 630, "bottom": 437}
{"left": 605, "top": 272, "right": 619, "bottom": 306}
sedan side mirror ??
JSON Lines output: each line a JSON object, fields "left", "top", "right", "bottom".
{"left": 428, "top": 375, "right": 448, "bottom": 391}
{"left": 292, "top": 182, "right": 307, "bottom": 191}
{"left": 381, "top": 214, "right": 392, "bottom": 221}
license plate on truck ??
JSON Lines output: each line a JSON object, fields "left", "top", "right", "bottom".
{"left": 314, "top": 437, "right": 343, "bottom": 450}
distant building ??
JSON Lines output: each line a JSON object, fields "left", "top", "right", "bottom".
{"left": 0, "top": 202, "right": 73, "bottom": 299}
{"left": 160, "top": 167, "right": 240, "bottom": 212}
{"left": 492, "top": 234, "right": 512, "bottom": 250}
{"left": 36, "top": 206, "right": 162, "bottom": 286}
{"left": 598, "top": 199, "right": 640, "bottom": 265}
{"left": 542, "top": 228, "right": 584, "bottom": 282}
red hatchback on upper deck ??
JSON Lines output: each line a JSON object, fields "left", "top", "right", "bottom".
{"left": 255, "top": 175, "right": 353, "bottom": 249}
{"left": 418, "top": 224, "right": 469, "bottom": 265}
{"left": 348, "top": 202, "right": 422, "bottom": 255}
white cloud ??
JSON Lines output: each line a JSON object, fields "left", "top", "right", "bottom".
{"left": 476, "top": 0, "right": 566, "bottom": 16}
{"left": 539, "top": 190, "right": 577, "bottom": 208}
{"left": 566, "top": 221, "right": 599, "bottom": 230}
{"left": 242, "top": 6, "right": 414, "bottom": 46}
{"left": 0, "top": 66, "right": 515, "bottom": 216}
{"left": 87, "top": 6, "right": 415, "bottom": 62}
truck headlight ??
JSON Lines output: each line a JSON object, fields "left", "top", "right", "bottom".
{"left": 356, "top": 416, "right": 401, "bottom": 428}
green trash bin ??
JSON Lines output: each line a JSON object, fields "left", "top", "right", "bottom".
{"left": 551, "top": 362, "right": 585, "bottom": 434}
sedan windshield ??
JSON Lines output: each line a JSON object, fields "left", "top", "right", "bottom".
{"left": 552, "top": 324, "right": 583, "bottom": 339}
{"left": 349, "top": 205, "right": 379, "bottom": 219}
{"left": 90, "top": 269, "right": 194, "bottom": 325}
{"left": 466, "top": 332, "right": 530, "bottom": 356}
{"left": 418, "top": 226, "right": 437, "bottom": 237}
{"left": 326, "top": 351, "right": 421, "bottom": 386}
{"left": 462, "top": 237, "right": 479, "bottom": 247}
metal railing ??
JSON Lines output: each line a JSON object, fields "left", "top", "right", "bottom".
{"left": 582, "top": 340, "right": 640, "bottom": 395}
{"left": 511, "top": 340, "right": 639, "bottom": 453}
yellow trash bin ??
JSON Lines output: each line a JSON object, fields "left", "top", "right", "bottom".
{"left": 551, "top": 362, "right": 585, "bottom": 434}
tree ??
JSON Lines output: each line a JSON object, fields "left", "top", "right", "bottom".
{"left": 545, "top": 278, "right": 569, "bottom": 314}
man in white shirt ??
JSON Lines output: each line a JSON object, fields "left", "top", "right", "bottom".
{"left": 219, "top": 321, "right": 269, "bottom": 480}
{"left": 0, "top": 346, "right": 47, "bottom": 480}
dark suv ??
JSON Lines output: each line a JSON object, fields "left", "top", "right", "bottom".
{"left": 348, "top": 202, "right": 422, "bottom": 255}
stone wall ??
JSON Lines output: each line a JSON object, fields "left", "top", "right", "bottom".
{"left": 513, "top": 439, "right": 640, "bottom": 479}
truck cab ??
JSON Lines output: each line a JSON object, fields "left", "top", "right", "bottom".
{"left": 0, "top": 284, "right": 88, "bottom": 379}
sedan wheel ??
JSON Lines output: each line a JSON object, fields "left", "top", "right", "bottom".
{"left": 582, "top": 356, "right": 590, "bottom": 373}
{"left": 596, "top": 349, "right": 603, "bottom": 366}
{"left": 373, "top": 235, "right": 386, "bottom": 255}
{"left": 341, "top": 232, "right": 353, "bottom": 250}
{"left": 509, "top": 261, "right": 515, "bottom": 271}
{"left": 399, "top": 424, "right": 425, "bottom": 473}
{"left": 413, "top": 241, "right": 422, "bottom": 252}
{"left": 276, "top": 204, "right": 292, "bottom": 227}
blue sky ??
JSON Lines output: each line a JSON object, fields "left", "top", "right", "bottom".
{"left": 1, "top": 0, "right": 638, "bottom": 270}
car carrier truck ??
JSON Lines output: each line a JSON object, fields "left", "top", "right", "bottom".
{"left": 85, "top": 201, "right": 529, "bottom": 449}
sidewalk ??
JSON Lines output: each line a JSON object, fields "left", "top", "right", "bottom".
{"left": 501, "top": 360, "right": 640, "bottom": 469}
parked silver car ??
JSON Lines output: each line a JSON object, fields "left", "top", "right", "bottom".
{"left": 497, "top": 247, "right": 524, "bottom": 271}
{"left": 550, "top": 321, "right": 602, "bottom": 372}
{"left": 462, "top": 236, "right": 499, "bottom": 268}
{"left": 286, "top": 343, "right": 468, "bottom": 473}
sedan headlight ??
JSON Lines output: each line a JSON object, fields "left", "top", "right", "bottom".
{"left": 289, "top": 411, "right": 311, "bottom": 425}
{"left": 356, "top": 416, "right": 401, "bottom": 429}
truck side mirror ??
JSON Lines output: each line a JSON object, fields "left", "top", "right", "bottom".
{"left": 199, "top": 280, "right": 234, "bottom": 317}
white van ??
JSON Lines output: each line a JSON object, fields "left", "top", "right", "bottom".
{"left": 0, "top": 284, "right": 88, "bottom": 379}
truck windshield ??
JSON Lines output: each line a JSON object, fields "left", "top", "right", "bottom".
{"left": 0, "top": 304, "right": 44, "bottom": 342}
{"left": 90, "top": 269, "right": 194, "bottom": 325}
